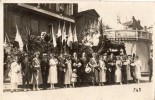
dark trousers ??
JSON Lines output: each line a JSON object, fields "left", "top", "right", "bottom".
{"left": 149, "top": 70, "right": 152, "bottom": 82}
{"left": 111, "top": 66, "right": 115, "bottom": 84}
{"left": 91, "top": 68, "right": 99, "bottom": 85}
{"left": 23, "top": 74, "right": 31, "bottom": 89}
{"left": 122, "top": 65, "right": 127, "bottom": 84}
{"left": 106, "top": 70, "right": 111, "bottom": 84}
{"left": 82, "top": 71, "right": 89, "bottom": 85}
{"left": 41, "top": 71, "right": 48, "bottom": 89}
{"left": 130, "top": 66, "right": 136, "bottom": 82}
{"left": 58, "top": 71, "right": 64, "bottom": 87}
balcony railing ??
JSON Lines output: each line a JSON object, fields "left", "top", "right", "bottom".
{"left": 105, "top": 30, "right": 152, "bottom": 41}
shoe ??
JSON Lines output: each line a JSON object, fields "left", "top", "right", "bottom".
{"left": 15, "top": 89, "right": 19, "bottom": 92}
{"left": 27, "top": 89, "right": 31, "bottom": 91}
{"left": 36, "top": 88, "right": 40, "bottom": 91}
{"left": 50, "top": 87, "right": 53, "bottom": 90}
{"left": 11, "top": 90, "right": 14, "bottom": 93}
{"left": 33, "top": 88, "right": 36, "bottom": 91}
{"left": 24, "top": 89, "right": 27, "bottom": 92}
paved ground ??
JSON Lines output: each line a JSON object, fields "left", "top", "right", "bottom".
{"left": 2, "top": 76, "right": 154, "bottom": 100}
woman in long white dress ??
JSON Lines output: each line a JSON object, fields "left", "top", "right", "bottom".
{"left": 115, "top": 56, "right": 122, "bottom": 85}
{"left": 99, "top": 55, "right": 106, "bottom": 86}
{"left": 48, "top": 54, "right": 58, "bottom": 89}
{"left": 64, "top": 55, "right": 72, "bottom": 87}
{"left": 132, "top": 55, "right": 141, "bottom": 83}
{"left": 10, "top": 56, "right": 21, "bottom": 92}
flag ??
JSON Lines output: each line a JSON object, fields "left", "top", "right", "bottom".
{"left": 96, "top": 19, "right": 106, "bottom": 54}
{"left": 15, "top": 24, "right": 24, "bottom": 51}
{"left": 51, "top": 24, "right": 57, "bottom": 48}
{"left": 4, "top": 32, "right": 10, "bottom": 44}
{"left": 56, "top": 22, "right": 62, "bottom": 53}
{"left": 62, "top": 22, "right": 66, "bottom": 43}
{"left": 67, "top": 23, "right": 73, "bottom": 49}
{"left": 57, "top": 22, "right": 62, "bottom": 38}
{"left": 4, "top": 32, "right": 9, "bottom": 48}
{"left": 73, "top": 26, "right": 78, "bottom": 50}
{"left": 62, "top": 22, "right": 67, "bottom": 52}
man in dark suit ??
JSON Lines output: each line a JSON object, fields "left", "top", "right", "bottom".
{"left": 57, "top": 53, "right": 65, "bottom": 88}
{"left": 108, "top": 53, "right": 116, "bottom": 85}
{"left": 40, "top": 53, "right": 49, "bottom": 89}
{"left": 21, "top": 53, "right": 32, "bottom": 91}
{"left": 148, "top": 55, "right": 153, "bottom": 82}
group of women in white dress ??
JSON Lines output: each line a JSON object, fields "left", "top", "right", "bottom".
{"left": 8, "top": 51, "right": 142, "bottom": 92}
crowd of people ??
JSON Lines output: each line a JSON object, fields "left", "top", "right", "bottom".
{"left": 4, "top": 45, "right": 148, "bottom": 93}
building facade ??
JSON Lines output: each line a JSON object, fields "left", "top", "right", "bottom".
{"left": 4, "top": 3, "right": 78, "bottom": 43}
{"left": 75, "top": 9, "right": 100, "bottom": 42}
{"left": 105, "top": 17, "right": 152, "bottom": 73}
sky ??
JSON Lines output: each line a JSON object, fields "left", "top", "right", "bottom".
{"left": 78, "top": 2, "right": 155, "bottom": 28}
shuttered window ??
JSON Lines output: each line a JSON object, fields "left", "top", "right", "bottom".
{"left": 31, "top": 20, "right": 38, "bottom": 35}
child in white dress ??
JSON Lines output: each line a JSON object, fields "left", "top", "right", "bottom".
{"left": 71, "top": 69, "right": 78, "bottom": 88}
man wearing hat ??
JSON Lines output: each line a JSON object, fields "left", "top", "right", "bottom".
{"left": 40, "top": 53, "right": 49, "bottom": 89}
{"left": 21, "top": 53, "right": 32, "bottom": 91}
{"left": 107, "top": 53, "right": 116, "bottom": 85}
{"left": 57, "top": 53, "right": 66, "bottom": 88}
{"left": 103, "top": 53, "right": 109, "bottom": 84}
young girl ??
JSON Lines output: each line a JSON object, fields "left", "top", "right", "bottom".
{"left": 10, "top": 56, "right": 21, "bottom": 92}
{"left": 71, "top": 69, "right": 78, "bottom": 88}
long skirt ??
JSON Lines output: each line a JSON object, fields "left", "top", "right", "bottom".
{"left": 11, "top": 71, "right": 22, "bottom": 84}
{"left": 64, "top": 69, "right": 72, "bottom": 84}
{"left": 135, "top": 66, "right": 141, "bottom": 80}
{"left": 91, "top": 68, "right": 99, "bottom": 83}
{"left": 115, "top": 68, "right": 122, "bottom": 82}
{"left": 48, "top": 66, "right": 58, "bottom": 84}
{"left": 31, "top": 69, "right": 43, "bottom": 85}
{"left": 126, "top": 65, "right": 131, "bottom": 80}
{"left": 99, "top": 69, "right": 106, "bottom": 82}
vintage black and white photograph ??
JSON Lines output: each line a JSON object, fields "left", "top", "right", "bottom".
{"left": 2, "top": 2, "right": 154, "bottom": 100}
